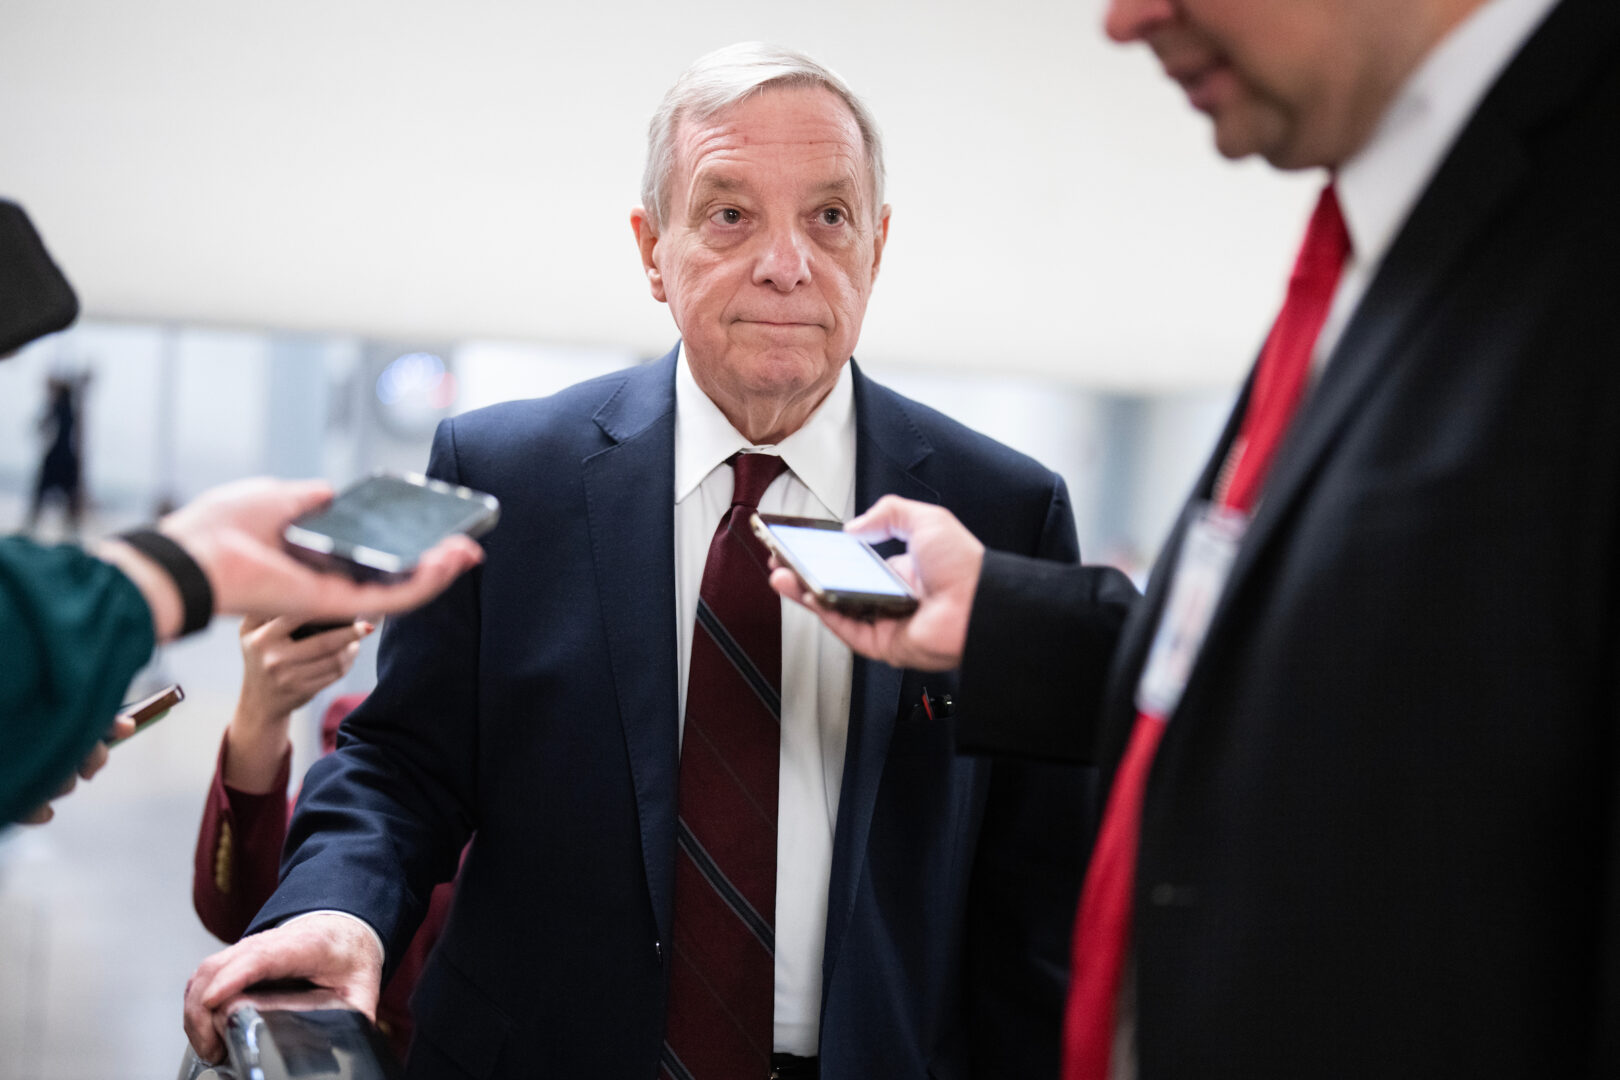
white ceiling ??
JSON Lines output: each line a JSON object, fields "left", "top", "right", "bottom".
{"left": 1, "top": 0, "right": 1319, "bottom": 391}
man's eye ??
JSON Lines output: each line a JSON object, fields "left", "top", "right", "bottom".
{"left": 821, "top": 208, "right": 846, "bottom": 226}
{"left": 713, "top": 208, "right": 742, "bottom": 225}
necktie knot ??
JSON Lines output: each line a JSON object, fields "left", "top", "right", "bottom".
{"left": 1218, "top": 182, "right": 1351, "bottom": 513}
{"left": 1291, "top": 183, "right": 1352, "bottom": 289}
{"left": 729, "top": 452, "right": 788, "bottom": 510}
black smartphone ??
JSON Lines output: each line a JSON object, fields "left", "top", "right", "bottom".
{"left": 107, "top": 683, "right": 185, "bottom": 746}
{"left": 283, "top": 472, "right": 500, "bottom": 584}
{"left": 289, "top": 619, "right": 356, "bottom": 641}
{"left": 752, "top": 513, "right": 919, "bottom": 619}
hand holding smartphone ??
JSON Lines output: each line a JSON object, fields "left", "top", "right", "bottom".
{"left": 283, "top": 472, "right": 500, "bottom": 584}
{"left": 752, "top": 513, "right": 918, "bottom": 619}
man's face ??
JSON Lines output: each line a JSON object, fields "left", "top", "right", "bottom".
{"left": 633, "top": 86, "right": 889, "bottom": 443}
{"left": 1104, "top": 0, "right": 1444, "bottom": 169}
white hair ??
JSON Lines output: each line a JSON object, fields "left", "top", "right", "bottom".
{"left": 641, "top": 42, "right": 886, "bottom": 232}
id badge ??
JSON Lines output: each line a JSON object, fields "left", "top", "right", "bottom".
{"left": 1135, "top": 502, "right": 1249, "bottom": 720}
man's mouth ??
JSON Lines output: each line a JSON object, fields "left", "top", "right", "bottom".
{"left": 1162, "top": 53, "right": 1232, "bottom": 113}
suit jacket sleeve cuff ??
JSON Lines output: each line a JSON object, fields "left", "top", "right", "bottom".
{"left": 956, "top": 549, "right": 1136, "bottom": 762}
{"left": 281, "top": 910, "right": 388, "bottom": 966}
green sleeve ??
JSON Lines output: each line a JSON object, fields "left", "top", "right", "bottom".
{"left": 0, "top": 536, "right": 157, "bottom": 825}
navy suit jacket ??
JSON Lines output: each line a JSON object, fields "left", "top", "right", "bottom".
{"left": 958, "top": 2, "right": 1620, "bottom": 1075}
{"left": 256, "top": 352, "right": 1105, "bottom": 1079}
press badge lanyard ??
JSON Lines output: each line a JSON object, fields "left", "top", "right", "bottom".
{"left": 1134, "top": 501, "right": 1249, "bottom": 719}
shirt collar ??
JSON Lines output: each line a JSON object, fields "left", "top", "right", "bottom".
{"left": 1334, "top": 0, "right": 1560, "bottom": 273}
{"left": 673, "top": 342, "right": 857, "bottom": 517}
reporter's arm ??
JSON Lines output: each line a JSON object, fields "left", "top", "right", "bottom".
{"left": 955, "top": 550, "right": 1138, "bottom": 762}
{"left": 769, "top": 493, "right": 1139, "bottom": 761}
{"left": 193, "top": 732, "right": 292, "bottom": 943}
{"left": 0, "top": 537, "right": 155, "bottom": 825}
{"left": 194, "top": 617, "right": 370, "bottom": 940}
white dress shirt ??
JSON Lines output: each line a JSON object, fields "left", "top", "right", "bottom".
{"left": 672, "top": 346, "right": 856, "bottom": 1056}
{"left": 1316, "top": 0, "right": 1563, "bottom": 368}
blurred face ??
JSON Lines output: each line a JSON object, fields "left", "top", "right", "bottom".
{"left": 632, "top": 86, "right": 889, "bottom": 444}
{"left": 1104, "top": 0, "right": 1463, "bottom": 169}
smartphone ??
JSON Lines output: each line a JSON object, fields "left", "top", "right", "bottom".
{"left": 289, "top": 619, "right": 356, "bottom": 641}
{"left": 107, "top": 683, "right": 184, "bottom": 746}
{"left": 751, "top": 513, "right": 919, "bottom": 618}
{"left": 283, "top": 472, "right": 500, "bottom": 584}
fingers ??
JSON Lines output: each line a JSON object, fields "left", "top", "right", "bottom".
{"left": 844, "top": 494, "right": 926, "bottom": 543}
{"left": 184, "top": 915, "right": 385, "bottom": 1061}
{"left": 279, "top": 643, "right": 363, "bottom": 696}
{"left": 18, "top": 803, "right": 54, "bottom": 825}
{"left": 280, "top": 620, "right": 370, "bottom": 661}
{"left": 769, "top": 566, "right": 809, "bottom": 604}
{"left": 183, "top": 934, "right": 312, "bottom": 1061}
{"left": 272, "top": 479, "right": 338, "bottom": 522}
{"left": 342, "top": 536, "right": 484, "bottom": 617}
{"left": 78, "top": 739, "right": 111, "bottom": 781}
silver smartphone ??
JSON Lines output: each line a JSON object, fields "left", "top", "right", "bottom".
{"left": 752, "top": 513, "right": 919, "bottom": 619}
{"left": 284, "top": 472, "right": 500, "bottom": 584}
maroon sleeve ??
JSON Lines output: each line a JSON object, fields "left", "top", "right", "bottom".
{"left": 321, "top": 692, "right": 367, "bottom": 755}
{"left": 191, "top": 731, "right": 293, "bottom": 943}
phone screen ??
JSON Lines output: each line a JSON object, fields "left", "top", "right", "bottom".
{"left": 290, "top": 475, "right": 496, "bottom": 563}
{"left": 763, "top": 523, "right": 912, "bottom": 596}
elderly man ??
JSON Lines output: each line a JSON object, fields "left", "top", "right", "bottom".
{"left": 783, "top": 1, "right": 1620, "bottom": 1078}
{"left": 183, "top": 43, "right": 1117, "bottom": 1079}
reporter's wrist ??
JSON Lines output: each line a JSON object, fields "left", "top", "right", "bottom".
{"left": 95, "top": 537, "right": 185, "bottom": 642}
{"left": 221, "top": 713, "right": 294, "bottom": 795}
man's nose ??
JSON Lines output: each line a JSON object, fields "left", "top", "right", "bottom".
{"left": 753, "top": 224, "right": 812, "bottom": 291}
{"left": 1104, "top": 0, "right": 1176, "bottom": 43}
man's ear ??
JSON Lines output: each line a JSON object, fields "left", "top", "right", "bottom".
{"left": 630, "top": 208, "right": 667, "bottom": 303}
{"left": 870, "top": 204, "right": 892, "bottom": 281}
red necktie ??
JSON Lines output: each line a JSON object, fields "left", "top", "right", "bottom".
{"left": 1062, "top": 185, "right": 1351, "bottom": 1079}
{"left": 663, "top": 451, "right": 789, "bottom": 1080}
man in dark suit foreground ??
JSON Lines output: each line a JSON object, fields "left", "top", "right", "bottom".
{"left": 779, "top": 1, "right": 1620, "bottom": 1077}
{"left": 184, "top": 42, "right": 1122, "bottom": 1078}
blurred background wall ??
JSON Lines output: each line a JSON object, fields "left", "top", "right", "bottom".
{"left": 1, "top": 1, "right": 1317, "bottom": 1075}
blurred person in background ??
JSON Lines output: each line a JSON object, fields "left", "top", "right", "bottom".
{"left": 24, "top": 370, "right": 91, "bottom": 538}
{"left": 193, "top": 615, "right": 457, "bottom": 1062}
{"left": 183, "top": 41, "right": 1130, "bottom": 1080}
{"left": 777, "top": 0, "right": 1620, "bottom": 1078}
{"left": 0, "top": 198, "right": 485, "bottom": 827}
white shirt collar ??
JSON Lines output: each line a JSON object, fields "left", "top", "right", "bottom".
{"left": 673, "top": 342, "right": 857, "bottom": 517}
{"left": 1334, "top": 0, "right": 1560, "bottom": 274}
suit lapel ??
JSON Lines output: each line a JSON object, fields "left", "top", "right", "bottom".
{"left": 821, "top": 362, "right": 941, "bottom": 995}
{"left": 582, "top": 348, "right": 682, "bottom": 944}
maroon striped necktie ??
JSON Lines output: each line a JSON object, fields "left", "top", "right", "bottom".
{"left": 662, "top": 451, "right": 789, "bottom": 1080}
{"left": 1062, "top": 184, "right": 1351, "bottom": 1079}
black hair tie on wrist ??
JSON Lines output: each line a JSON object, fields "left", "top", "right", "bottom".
{"left": 116, "top": 528, "right": 214, "bottom": 637}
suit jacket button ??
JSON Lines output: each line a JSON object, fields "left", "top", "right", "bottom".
{"left": 654, "top": 939, "right": 664, "bottom": 964}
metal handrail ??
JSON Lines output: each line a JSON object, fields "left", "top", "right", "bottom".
{"left": 177, "top": 985, "right": 400, "bottom": 1080}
